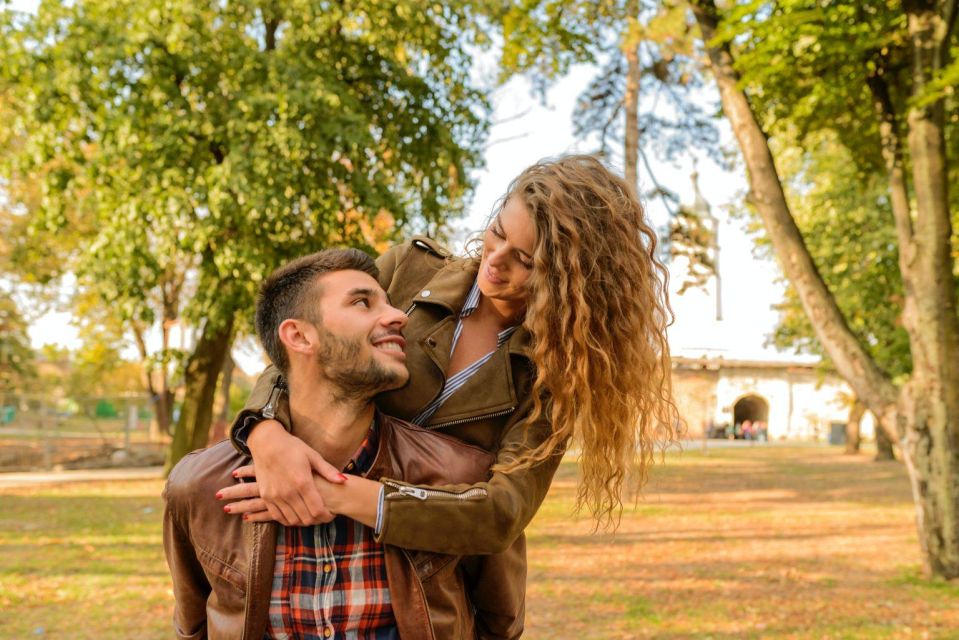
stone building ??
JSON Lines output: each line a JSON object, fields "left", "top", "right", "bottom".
{"left": 671, "top": 356, "right": 876, "bottom": 441}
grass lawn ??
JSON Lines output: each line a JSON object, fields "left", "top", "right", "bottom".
{"left": 1, "top": 444, "right": 957, "bottom": 639}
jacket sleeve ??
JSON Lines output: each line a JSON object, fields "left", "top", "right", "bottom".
{"left": 162, "top": 481, "right": 211, "bottom": 640}
{"left": 376, "top": 396, "right": 563, "bottom": 555}
{"left": 227, "top": 365, "right": 289, "bottom": 455}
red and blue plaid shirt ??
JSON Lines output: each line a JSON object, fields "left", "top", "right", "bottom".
{"left": 266, "top": 422, "right": 398, "bottom": 640}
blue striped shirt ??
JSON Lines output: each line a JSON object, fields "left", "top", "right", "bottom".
{"left": 411, "top": 280, "right": 518, "bottom": 426}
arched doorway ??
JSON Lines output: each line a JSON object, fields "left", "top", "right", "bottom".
{"left": 733, "top": 394, "right": 769, "bottom": 439}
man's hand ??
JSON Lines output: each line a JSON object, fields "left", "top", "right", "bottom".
{"left": 218, "top": 420, "right": 345, "bottom": 526}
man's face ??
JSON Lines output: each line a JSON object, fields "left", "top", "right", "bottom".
{"left": 308, "top": 270, "right": 409, "bottom": 401}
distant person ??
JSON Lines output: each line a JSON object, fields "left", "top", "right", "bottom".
{"left": 757, "top": 421, "right": 769, "bottom": 441}
{"left": 163, "top": 249, "right": 498, "bottom": 638}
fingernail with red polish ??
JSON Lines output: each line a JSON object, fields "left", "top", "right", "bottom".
{"left": 223, "top": 505, "right": 231, "bottom": 513}
{"left": 338, "top": 474, "right": 348, "bottom": 482}
{"left": 215, "top": 492, "right": 223, "bottom": 500}
{"left": 232, "top": 471, "right": 239, "bottom": 478}
{"left": 242, "top": 514, "right": 249, "bottom": 521}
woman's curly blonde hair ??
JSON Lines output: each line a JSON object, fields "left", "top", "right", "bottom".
{"left": 492, "top": 155, "right": 681, "bottom": 529}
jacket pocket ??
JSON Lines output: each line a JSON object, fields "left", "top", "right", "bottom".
{"left": 408, "top": 551, "right": 458, "bottom": 581}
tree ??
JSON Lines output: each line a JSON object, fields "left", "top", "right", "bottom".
{"left": 765, "top": 131, "right": 911, "bottom": 456}
{"left": 0, "top": 292, "right": 34, "bottom": 394}
{"left": 689, "top": 0, "right": 959, "bottom": 578}
{"left": 1, "top": 0, "right": 488, "bottom": 472}
{"left": 495, "top": 0, "right": 719, "bottom": 284}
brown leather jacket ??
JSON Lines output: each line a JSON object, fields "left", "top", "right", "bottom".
{"left": 231, "top": 238, "right": 565, "bottom": 639}
{"left": 164, "top": 413, "right": 494, "bottom": 640}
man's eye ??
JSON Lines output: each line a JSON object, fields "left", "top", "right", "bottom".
{"left": 354, "top": 298, "right": 370, "bottom": 308}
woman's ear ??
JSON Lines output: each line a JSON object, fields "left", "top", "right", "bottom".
{"left": 278, "top": 318, "right": 315, "bottom": 357}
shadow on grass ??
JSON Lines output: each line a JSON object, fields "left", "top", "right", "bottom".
{"left": 551, "top": 449, "right": 913, "bottom": 507}
{"left": 528, "top": 522, "right": 907, "bottom": 547}
{"left": 0, "top": 493, "right": 166, "bottom": 576}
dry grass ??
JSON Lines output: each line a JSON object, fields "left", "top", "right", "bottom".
{"left": 525, "top": 444, "right": 959, "bottom": 639}
{"left": 0, "top": 444, "right": 956, "bottom": 639}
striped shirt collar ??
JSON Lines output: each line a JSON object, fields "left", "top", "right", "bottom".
{"left": 459, "top": 280, "right": 482, "bottom": 318}
{"left": 410, "top": 280, "right": 518, "bottom": 426}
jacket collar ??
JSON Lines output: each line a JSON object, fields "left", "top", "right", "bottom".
{"left": 411, "top": 257, "right": 533, "bottom": 361}
{"left": 407, "top": 257, "right": 478, "bottom": 314}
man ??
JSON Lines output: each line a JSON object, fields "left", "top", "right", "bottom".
{"left": 163, "top": 248, "right": 495, "bottom": 639}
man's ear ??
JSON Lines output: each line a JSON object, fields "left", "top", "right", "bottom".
{"left": 278, "top": 319, "right": 315, "bottom": 356}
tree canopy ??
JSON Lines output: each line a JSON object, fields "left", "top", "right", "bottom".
{"left": 0, "top": 0, "right": 489, "bottom": 468}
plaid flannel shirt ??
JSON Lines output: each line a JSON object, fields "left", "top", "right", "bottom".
{"left": 266, "top": 422, "right": 398, "bottom": 640}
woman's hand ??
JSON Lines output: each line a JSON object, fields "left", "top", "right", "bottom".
{"left": 216, "top": 467, "right": 273, "bottom": 522}
{"left": 218, "top": 419, "right": 345, "bottom": 526}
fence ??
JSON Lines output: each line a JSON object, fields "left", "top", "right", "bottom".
{"left": 0, "top": 393, "right": 169, "bottom": 471}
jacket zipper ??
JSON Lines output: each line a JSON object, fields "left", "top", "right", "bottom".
{"left": 261, "top": 379, "right": 287, "bottom": 419}
{"left": 382, "top": 479, "right": 488, "bottom": 501}
{"left": 429, "top": 406, "right": 515, "bottom": 430}
{"left": 405, "top": 302, "right": 417, "bottom": 315}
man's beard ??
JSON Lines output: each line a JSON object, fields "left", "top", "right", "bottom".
{"left": 315, "top": 326, "right": 404, "bottom": 403}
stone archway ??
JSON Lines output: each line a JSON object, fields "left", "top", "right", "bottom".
{"left": 733, "top": 394, "right": 769, "bottom": 439}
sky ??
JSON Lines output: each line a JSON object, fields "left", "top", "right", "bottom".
{"left": 10, "top": 0, "right": 807, "bottom": 373}
{"left": 459, "top": 65, "right": 798, "bottom": 365}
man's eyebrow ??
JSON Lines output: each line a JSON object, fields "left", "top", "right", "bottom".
{"left": 346, "top": 287, "right": 380, "bottom": 298}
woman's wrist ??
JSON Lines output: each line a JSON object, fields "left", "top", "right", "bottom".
{"left": 247, "top": 418, "right": 288, "bottom": 454}
{"left": 316, "top": 475, "right": 381, "bottom": 528}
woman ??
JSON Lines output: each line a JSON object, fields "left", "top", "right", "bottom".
{"left": 220, "top": 155, "right": 679, "bottom": 633}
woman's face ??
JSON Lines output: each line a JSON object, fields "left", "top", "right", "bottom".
{"left": 478, "top": 196, "right": 537, "bottom": 306}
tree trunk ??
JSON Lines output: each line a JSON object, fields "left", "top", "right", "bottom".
{"left": 896, "top": 0, "right": 959, "bottom": 579}
{"left": 876, "top": 417, "right": 896, "bottom": 461}
{"left": 689, "top": 0, "right": 959, "bottom": 578}
{"left": 164, "top": 317, "right": 235, "bottom": 474}
{"left": 132, "top": 325, "right": 173, "bottom": 440}
{"left": 207, "top": 351, "right": 235, "bottom": 446}
{"left": 152, "top": 389, "right": 174, "bottom": 439}
{"left": 845, "top": 400, "right": 865, "bottom": 455}
{"left": 622, "top": 0, "right": 641, "bottom": 194}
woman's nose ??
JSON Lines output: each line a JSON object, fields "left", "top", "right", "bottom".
{"left": 487, "top": 245, "right": 509, "bottom": 269}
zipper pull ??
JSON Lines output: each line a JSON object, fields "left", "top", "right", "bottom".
{"left": 261, "top": 379, "right": 286, "bottom": 419}
{"left": 397, "top": 486, "right": 429, "bottom": 500}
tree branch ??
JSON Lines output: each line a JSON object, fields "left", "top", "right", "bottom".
{"left": 942, "top": 0, "right": 958, "bottom": 48}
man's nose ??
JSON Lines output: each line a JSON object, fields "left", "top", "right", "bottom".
{"left": 382, "top": 304, "right": 408, "bottom": 330}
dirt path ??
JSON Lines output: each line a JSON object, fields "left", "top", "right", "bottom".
{"left": 0, "top": 466, "right": 163, "bottom": 489}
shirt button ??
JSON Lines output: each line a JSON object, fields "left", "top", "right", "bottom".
{"left": 426, "top": 337, "right": 437, "bottom": 347}
{"left": 323, "top": 627, "right": 332, "bottom": 638}
{"left": 323, "top": 563, "right": 333, "bottom": 573}
{"left": 421, "top": 289, "right": 431, "bottom": 297}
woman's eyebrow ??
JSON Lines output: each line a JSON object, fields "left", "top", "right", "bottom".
{"left": 494, "top": 216, "right": 533, "bottom": 258}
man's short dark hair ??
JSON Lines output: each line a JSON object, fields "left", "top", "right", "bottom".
{"left": 255, "top": 248, "right": 379, "bottom": 373}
